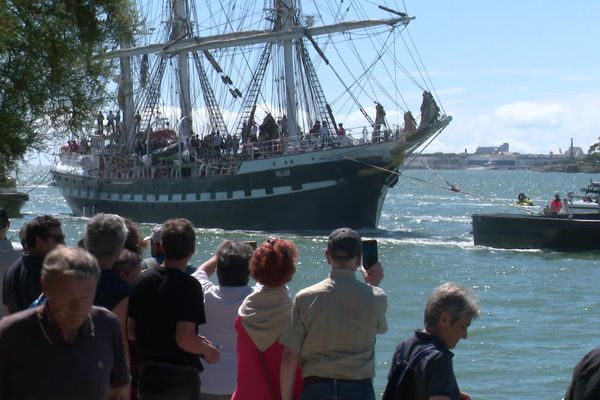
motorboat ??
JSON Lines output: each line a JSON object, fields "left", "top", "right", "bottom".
{"left": 472, "top": 212, "right": 600, "bottom": 251}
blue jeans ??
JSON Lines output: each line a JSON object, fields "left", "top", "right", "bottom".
{"left": 300, "top": 380, "right": 375, "bottom": 400}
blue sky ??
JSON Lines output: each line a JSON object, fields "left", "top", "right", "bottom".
{"left": 401, "top": 0, "right": 600, "bottom": 154}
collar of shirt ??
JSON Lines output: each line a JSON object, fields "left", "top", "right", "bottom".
{"left": 415, "top": 329, "right": 454, "bottom": 358}
{"left": 329, "top": 268, "right": 357, "bottom": 280}
{"left": 37, "top": 305, "right": 95, "bottom": 345}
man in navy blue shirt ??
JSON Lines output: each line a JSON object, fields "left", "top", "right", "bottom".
{"left": 0, "top": 246, "right": 129, "bottom": 399}
{"left": 383, "top": 282, "right": 480, "bottom": 400}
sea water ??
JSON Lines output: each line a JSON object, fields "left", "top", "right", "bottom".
{"left": 10, "top": 167, "right": 600, "bottom": 400}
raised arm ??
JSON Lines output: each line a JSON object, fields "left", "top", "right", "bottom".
{"left": 195, "top": 254, "right": 218, "bottom": 277}
{"left": 361, "top": 261, "right": 384, "bottom": 287}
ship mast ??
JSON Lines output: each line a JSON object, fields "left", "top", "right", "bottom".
{"left": 172, "top": 0, "right": 193, "bottom": 138}
{"left": 278, "top": 0, "right": 299, "bottom": 139}
{"left": 119, "top": 36, "right": 135, "bottom": 150}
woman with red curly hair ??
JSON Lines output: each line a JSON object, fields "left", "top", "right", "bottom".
{"left": 232, "top": 238, "right": 302, "bottom": 400}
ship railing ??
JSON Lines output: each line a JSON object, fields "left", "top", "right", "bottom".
{"left": 202, "top": 159, "right": 242, "bottom": 176}
{"left": 145, "top": 127, "right": 400, "bottom": 165}
{"left": 58, "top": 150, "right": 85, "bottom": 166}
{"left": 92, "top": 128, "right": 404, "bottom": 181}
{"left": 237, "top": 133, "right": 372, "bottom": 159}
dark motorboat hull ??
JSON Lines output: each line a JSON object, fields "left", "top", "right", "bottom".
{"left": 0, "top": 192, "right": 29, "bottom": 216}
{"left": 472, "top": 213, "right": 600, "bottom": 251}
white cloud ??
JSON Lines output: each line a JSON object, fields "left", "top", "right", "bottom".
{"left": 425, "top": 94, "right": 600, "bottom": 155}
{"left": 493, "top": 102, "right": 566, "bottom": 129}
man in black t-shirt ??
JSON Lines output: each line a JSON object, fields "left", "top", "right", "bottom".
{"left": 128, "top": 218, "right": 220, "bottom": 399}
{"left": 383, "top": 282, "right": 480, "bottom": 400}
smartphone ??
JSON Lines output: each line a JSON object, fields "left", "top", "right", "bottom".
{"left": 243, "top": 240, "right": 257, "bottom": 250}
{"left": 362, "top": 239, "right": 378, "bottom": 269}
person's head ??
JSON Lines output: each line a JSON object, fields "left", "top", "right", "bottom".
{"left": 555, "top": 192, "right": 560, "bottom": 200}
{"left": 215, "top": 240, "right": 252, "bottom": 287}
{"left": 113, "top": 248, "right": 142, "bottom": 284}
{"left": 41, "top": 246, "right": 100, "bottom": 334}
{"left": 325, "top": 227, "right": 362, "bottom": 269}
{"left": 84, "top": 213, "right": 127, "bottom": 261}
{"left": 250, "top": 238, "right": 297, "bottom": 287}
{"left": 23, "top": 215, "right": 64, "bottom": 255}
{"left": 123, "top": 218, "right": 146, "bottom": 256}
{"left": 144, "top": 224, "right": 164, "bottom": 257}
{"left": 424, "top": 282, "right": 480, "bottom": 349}
{"left": 161, "top": 218, "right": 196, "bottom": 261}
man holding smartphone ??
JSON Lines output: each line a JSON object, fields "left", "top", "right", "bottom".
{"left": 280, "top": 227, "right": 387, "bottom": 400}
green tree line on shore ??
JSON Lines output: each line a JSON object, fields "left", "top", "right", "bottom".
{"left": 0, "top": 0, "right": 136, "bottom": 180}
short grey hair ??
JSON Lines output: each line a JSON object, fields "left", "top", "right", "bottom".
{"left": 42, "top": 246, "right": 100, "bottom": 283}
{"left": 424, "top": 282, "right": 480, "bottom": 329}
{"left": 84, "top": 213, "right": 127, "bottom": 258}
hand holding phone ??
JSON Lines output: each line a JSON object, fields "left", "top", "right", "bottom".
{"left": 362, "top": 239, "right": 378, "bottom": 270}
{"left": 242, "top": 240, "right": 257, "bottom": 250}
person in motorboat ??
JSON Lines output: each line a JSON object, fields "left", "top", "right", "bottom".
{"left": 516, "top": 192, "right": 534, "bottom": 206}
{"left": 549, "top": 192, "right": 564, "bottom": 214}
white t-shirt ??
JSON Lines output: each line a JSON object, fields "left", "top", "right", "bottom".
{"left": 0, "top": 239, "right": 24, "bottom": 319}
{"left": 192, "top": 269, "right": 253, "bottom": 395}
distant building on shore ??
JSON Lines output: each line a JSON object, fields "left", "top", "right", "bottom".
{"left": 409, "top": 141, "right": 585, "bottom": 170}
{"left": 475, "top": 142, "right": 509, "bottom": 155}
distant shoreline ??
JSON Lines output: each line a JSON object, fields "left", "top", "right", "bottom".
{"left": 408, "top": 153, "right": 600, "bottom": 172}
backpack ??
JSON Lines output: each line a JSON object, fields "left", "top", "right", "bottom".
{"left": 382, "top": 343, "right": 434, "bottom": 400}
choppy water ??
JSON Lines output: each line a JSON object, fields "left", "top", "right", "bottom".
{"left": 10, "top": 167, "right": 600, "bottom": 400}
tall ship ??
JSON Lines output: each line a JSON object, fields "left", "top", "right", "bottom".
{"left": 52, "top": 0, "right": 451, "bottom": 230}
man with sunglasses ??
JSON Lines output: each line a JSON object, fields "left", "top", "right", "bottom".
{"left": 2, "top": 215, "right": 64, "bottom": 315}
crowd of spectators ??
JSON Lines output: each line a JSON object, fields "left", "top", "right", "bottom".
{"left": 7, "top": 209, "right": 593, "bottom": 400}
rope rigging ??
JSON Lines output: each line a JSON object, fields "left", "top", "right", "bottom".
{"left": 343, "top": 155, "right": 540, "bottom": 215}
{"left": 21, "top": 170, "right": 53, "bottom": 194}
{"left": 114, "top": 0, "right": 448, "bottom": 142}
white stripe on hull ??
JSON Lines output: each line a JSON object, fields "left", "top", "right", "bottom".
{"left": 59, "top": 180, "right": 338, "bottom": 203}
